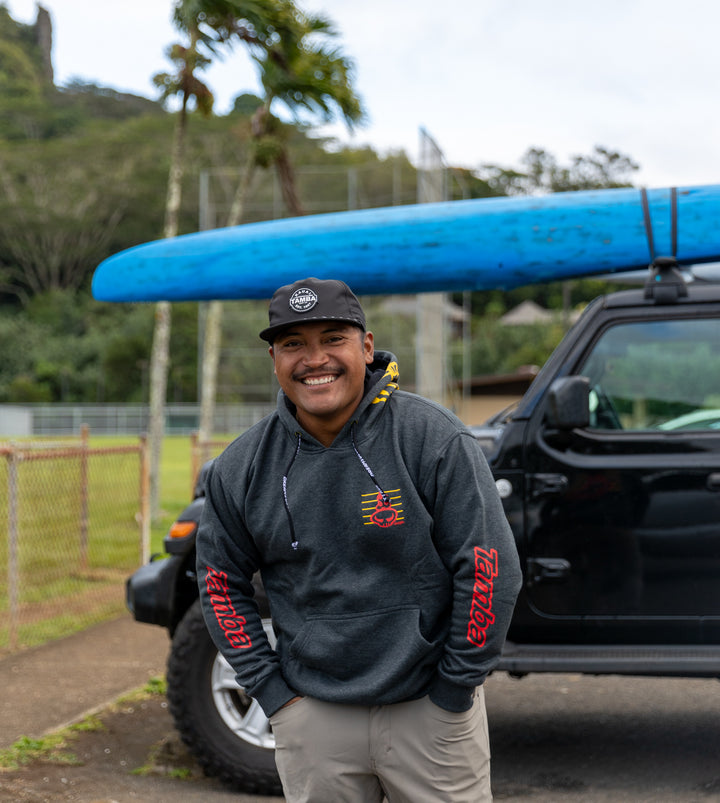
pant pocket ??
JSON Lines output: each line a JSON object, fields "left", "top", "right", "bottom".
{"left": 269, "top": 696, "right": 309, "bottom": 739}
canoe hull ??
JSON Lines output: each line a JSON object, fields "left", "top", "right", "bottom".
{"left": 91, "top": 184, "right": 720, "bottom": 302}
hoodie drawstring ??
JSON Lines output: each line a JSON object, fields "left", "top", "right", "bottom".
{"left": 282, "top": 425, "right": 390, "bottom": 552}
{"left": 283, "top": 432, "right": 302, "bottom": 550}
{"left": 351, "top": 423, "right": 390, "bottom": 506}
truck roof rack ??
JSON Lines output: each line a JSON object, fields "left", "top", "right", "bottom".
{"left": 643, "top": 256, "right": 688, "bottom": 302}
{"left": 641, "top": 186, "right": 688, "bottom": 302}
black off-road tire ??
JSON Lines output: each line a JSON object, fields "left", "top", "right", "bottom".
{"left": 166, "top": 600, "right": 281, "bottom": 795}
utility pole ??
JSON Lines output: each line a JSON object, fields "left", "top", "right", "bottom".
{"left": 415, "top": 128, "right": 448, "bottom": 405}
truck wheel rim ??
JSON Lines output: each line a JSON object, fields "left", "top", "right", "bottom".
{"left": 209, "top": 619, "right": 276, "bottom": 750}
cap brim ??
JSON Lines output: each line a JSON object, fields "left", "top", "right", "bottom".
{"left": 259, "top": 316, "right": 365, "bottom": 343}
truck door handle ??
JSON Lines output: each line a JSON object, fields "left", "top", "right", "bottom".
{"left": 528, "top": 473, "right": 568, "bottom": 499}
{"left": 707, "top": 473, "right": 720, "bottom": 490}
{"left": 527, "top": 557, "right": 571, "bottom": 585}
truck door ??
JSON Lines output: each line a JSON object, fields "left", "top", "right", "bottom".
{"left": 524, "top": 314, "right": 720, "bottom": 641}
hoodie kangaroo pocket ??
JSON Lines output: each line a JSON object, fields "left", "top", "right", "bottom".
{"left": 287, "top": 605, "right": 441, "bottom": 690}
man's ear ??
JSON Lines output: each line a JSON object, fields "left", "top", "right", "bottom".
{"left": 363, "top": 331, "right": 374, "bottom": 364}
{"left": 269, "top": 345, "right": 277, "bottom": 374}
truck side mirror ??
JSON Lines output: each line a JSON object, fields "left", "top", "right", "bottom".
{"left": 545, "top": 376, "right": 590, "bottom": 429}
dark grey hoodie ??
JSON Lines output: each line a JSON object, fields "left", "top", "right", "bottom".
{"left": 197, "top": 350, "right": 521, "bottom": 717}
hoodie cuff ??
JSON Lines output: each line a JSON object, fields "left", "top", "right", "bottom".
{"left": 251, "top": 669, "right": 297, "bottom": 718}
{"left": 428, "top": 676, "right": 476, "bottom": 713}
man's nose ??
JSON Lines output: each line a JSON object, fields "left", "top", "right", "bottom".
{"left": 302, "top": 341, "right": 329, "bottom": 365}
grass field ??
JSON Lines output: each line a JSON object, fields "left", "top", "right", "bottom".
{"left": 149, "top": 435, "right": 198, "bottom": 552}
{"left": 89, "top": 434, "right": 232, "bottom": 552}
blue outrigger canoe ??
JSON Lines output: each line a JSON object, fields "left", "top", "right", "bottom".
{"left": 92, "top": 184, "right": 720, "bottom": 302}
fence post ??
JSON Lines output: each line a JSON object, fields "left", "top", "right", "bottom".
{"left": 139, "top": 435, "right": 151, "bottom": 564}
{"left": 190, "top": 431, "right": 199, "bottom": 499}
{"left": 7, "top": 444, "right": 19, "bottom": 651}
{"left": 79, "top": 424, "right": 90, "bottom": 571}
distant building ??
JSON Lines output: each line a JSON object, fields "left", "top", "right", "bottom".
{"left": 500, "top": 300, "right": 583, "bottom": 326}
{"left": 452, "top": 365, "right": 539, "bottom": 426}
{"left": 499, "top": 300, "right": 553, "bottom": 325}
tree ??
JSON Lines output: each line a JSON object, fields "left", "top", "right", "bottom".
{"left": 233, "top": 2, "right": 366, "bottom": 218}
{"left": 197, "top": 0, "right": 366, "bottom": 443}
{"left": 0, "top": 118, "right": 173, "bottom": 304}
{"left": 149, "top": 0, "right": 313, "bottom": 517}
{"left": 175, "top": 0, "right": 290, "bottom": 446}
{"left": 479, "top": 145, "right": 639, "bottom": 196}
{"left": 470, "top": 145, "right": 641, "bottom": 348}
{"left": 0, "top": 151, "right": 125, "bottom": 302}
{"left": 147, "top": 14, "right": 214, "bottom": 522}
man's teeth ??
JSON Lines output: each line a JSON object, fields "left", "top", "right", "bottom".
{"left": 303, "top": 376, "right": 336, "bottom": 386}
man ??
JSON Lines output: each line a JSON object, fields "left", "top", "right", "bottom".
{"left": 197, "top": 277, "right": 522, "bottom": 802}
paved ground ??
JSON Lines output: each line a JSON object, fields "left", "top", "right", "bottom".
{"left": 0, "top": 614, "right": 170, "bottom": 750}
{"left": 0, "top": 614, "right": 284, "bottom": 802}
{"left": 3, "top": 615, "right": 720, "bottom": 802}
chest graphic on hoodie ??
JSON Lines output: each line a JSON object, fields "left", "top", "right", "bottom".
{"left": 361, "top": 489, "right": 405, "bottom": 528}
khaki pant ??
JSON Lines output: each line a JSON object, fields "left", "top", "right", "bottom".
{"left": 269, "top": 688, "right": 491, "bottom": 803}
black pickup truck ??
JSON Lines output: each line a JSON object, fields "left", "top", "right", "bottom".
{"left": 127, "top": 263, "right": 720, "bottom": 794}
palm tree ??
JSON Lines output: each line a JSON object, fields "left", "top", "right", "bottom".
{"left": 197, "top": 1, "right": 366, "bottom": 444}
{"left": 151, "top": 0, "right": 290, "bottom": 500}
{"left": 147, "top": 21, "right": 214, "bottom": 522}
{"left": 228, "top": 4, "right": 365, "bottom": 221}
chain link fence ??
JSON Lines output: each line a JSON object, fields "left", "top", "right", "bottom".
{"left": 0, "top": 427, "right": 148, "bottom": 654}
{"left": 190, "top": 432, "right": 233, "bottom": 499}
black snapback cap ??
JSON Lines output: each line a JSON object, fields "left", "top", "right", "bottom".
{"left": 259, "top": 277, "right": 366, "bottom": 343}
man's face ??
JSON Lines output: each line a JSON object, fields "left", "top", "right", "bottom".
{"left": 270, "top": 321, "right": 374, "bottom": 443}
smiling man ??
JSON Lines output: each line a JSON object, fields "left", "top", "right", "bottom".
{"left": 271, "top": 319, "right": 371, "bottom": 444}
{"left": 196, "top": 277, "right": 521, "bottom": 803}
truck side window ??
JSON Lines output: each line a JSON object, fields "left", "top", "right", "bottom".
{"left": 578, "top": 318, "right": 720, "bottom": 431}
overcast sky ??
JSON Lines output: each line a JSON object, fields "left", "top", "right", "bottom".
{"left": 6, "top": 0, "right": 719, "bottom": 188}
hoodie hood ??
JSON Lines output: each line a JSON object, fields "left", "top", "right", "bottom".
{"left": 366, "top": 349, "right": 400, "bottom": 404}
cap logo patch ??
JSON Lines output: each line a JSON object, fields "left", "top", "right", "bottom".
{"left": 289, "top": 287, "right": 318, "bottom": 313}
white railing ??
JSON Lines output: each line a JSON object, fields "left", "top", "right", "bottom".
{"left": 0, "top": 403, "right": 275, "bottom": 437}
